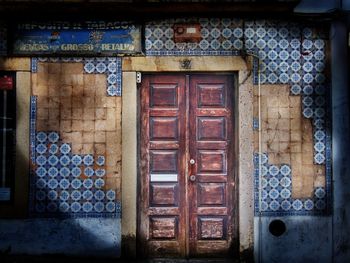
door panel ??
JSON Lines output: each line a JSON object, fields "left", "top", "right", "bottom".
{"left": 140, "top": 74, "right": 186, "bottom": 257}
{"left": 139, "top": 73, "right": 235, "bottom": 258}
{"left": 188, "top": 75, "right": 234, "bottom": 257}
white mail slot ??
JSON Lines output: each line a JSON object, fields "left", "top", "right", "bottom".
{"left": 150, "top": 174, "right": 178, "bottom": 182}
{"left": 186, "top": 27, "right": 197, "bottom": 34}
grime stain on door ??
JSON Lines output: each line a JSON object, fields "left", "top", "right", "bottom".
{"left": 139, "top": 73, "right": 236, "bottom": 258}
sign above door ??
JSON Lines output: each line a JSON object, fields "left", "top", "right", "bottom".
{"left": 11, "top": 21, "right": 142, "bottom": 56}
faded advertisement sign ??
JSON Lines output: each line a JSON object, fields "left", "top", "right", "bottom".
{"left": 12, "top": 21, "right": 142, "bottom": 55}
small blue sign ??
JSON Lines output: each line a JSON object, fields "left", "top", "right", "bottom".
{"left": 13, "top": 21, "right": 142, "bottom": 55}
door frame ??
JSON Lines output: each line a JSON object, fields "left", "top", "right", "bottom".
{"left": 121, "top": 56, "right": 255, "bottom": 259}
{"left": 136, "top": 72, "right": 238, "bottom": 258}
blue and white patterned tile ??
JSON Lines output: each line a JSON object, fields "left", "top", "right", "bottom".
{"left": 106, "top": 190, "right": 116, "bottom": 201}
{"left": 96, "top": 168, "right": 106, "bottom": 177}
{"left": 280, "top": 165, "right": 291, "bottom": 176}
{"left": 59, "top": 178, "right": 70, "bottom": 189}
{"left": 60, "top": 143, "right": 71, "bottom": 155}
{"left": 82, "top": 190, "right": 94, "bottom": 201}
{"left": 49, "top": 144, "right": 59, "bottom": 154}
{"left": 48, "top": 167, "right": 58, "bottom": 177}
{"left": 71, "top": 202, "right": 82, "bottom": 213}
{"left": 95, "top": 178, "right": 105, "bottom": 189}
{"left": 303, "top": 107, "right": 313, "bottom": 118}
{"left": 36, "top": 155, "right": 47, "bottom": 166}
{"left": 82, "top": 202, "right": 93, "bottom": 212}
{"left": 292, "top": 199, "right": 303, "bottom": 211}
{"left": 83, "top": 179, "right": 94, "bottom": 189}
{"left": 48, "top": 132, "right": 59, "bottom": 143}
{"left": 106, "top": 202, "right": 116, "bottom": 212}
{"left": 36, "top": 132, "right": 47, "bottom": 143}
{"left": 36, "top": 167, "right": 47, "bottom": 178}
{"left": 71, "top": 179, "right": 82, "bottom": 190}
{"left": 84, "top": 167, "right": 94, "bottom": 177}
{"left": 315, "top": 187, "right": 326, "bottom": 199}
{"left": 59, "top": 167, "right": 70, "bottom": 178}
{"left": 314, "top": 130, "right": 326, "bottom": 141}
{"left": 83, "top": 154, "right": 94, "bottom": 166}
{"left": 47, "top": 179, "right": 59, "bottom": 190}
{"left": 96, "top": 156, "right": 105, "bottom": 166}
{"left": 71, "top": 190, "right": 82, "bottom": 201}
{"left": 60, "top": 190, "right": 70, "bottom": 201}
{"left": 59, "top": 155, "right": 71, "bottom": 166}
{"left": 254, "top": 152, "right": 329, "bottom": 216}
{"left": 48, "top": 155, "right": 59, "bottom": 166}
{"left": 71, "top": 167, "right": 82, "bottom": 177}
{"left": 71, "top": 155, "right": 82, "bottom": 166}
{"left": 94, "top": 190, "right": 105, "bottom": 201}
{"left": 94, "top": 202, "right": 105, "bottom": 213}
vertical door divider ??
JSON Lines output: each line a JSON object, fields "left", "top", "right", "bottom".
{"left": 185, "top": 74, "right": 190, "bottom": 257}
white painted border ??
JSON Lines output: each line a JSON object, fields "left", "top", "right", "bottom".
{"left": 150, "top": 174, "right": 178, "bottom": 182}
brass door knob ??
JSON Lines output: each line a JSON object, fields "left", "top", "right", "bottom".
{"left": 189, "top": 159, "right": 195, "bottom": 165}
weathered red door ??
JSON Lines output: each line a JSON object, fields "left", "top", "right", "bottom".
{"left": 139, "top": 73, "right": 236, "bottom": 258}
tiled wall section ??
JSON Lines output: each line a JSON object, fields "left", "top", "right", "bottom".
{"left": 145, "top": 18, "right": 331, "bottom": 216}
{"left": 30, "top": 59, "right": 122, "bottom": 217}
{"left": 253, "top": 85, "right": 329, "bottom": 216}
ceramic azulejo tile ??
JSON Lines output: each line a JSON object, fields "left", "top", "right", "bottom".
{"left": 29, "top": 96, "right": 120, "bottom": 218}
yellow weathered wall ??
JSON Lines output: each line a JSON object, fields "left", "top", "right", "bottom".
{"left": 253, "top": 85, "right": 325, "bottom": 198}
{"left": 32, "top": 61, "right": 121, "bottom": 198}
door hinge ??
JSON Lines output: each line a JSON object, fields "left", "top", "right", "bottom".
{"left": 136, "top": 72, "right": 142, "bottom": 84}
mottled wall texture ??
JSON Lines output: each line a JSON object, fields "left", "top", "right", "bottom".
{"left": 30, "top": 59, "right": 122, "bottom": 217}
{"left": 0, "top": 17, "right": 333, "bottom": 259}
{"left": 253, "top": 85, "right": 328, "bottom": 215}
{"left": 144, "top": 18, "right": 331, "bottom": 217}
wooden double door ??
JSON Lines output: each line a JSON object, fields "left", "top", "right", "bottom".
{"left": 139, "top": 73, "right": 236, "bottom": 258}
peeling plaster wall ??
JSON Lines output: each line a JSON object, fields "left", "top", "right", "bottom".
{"left": 29, "top": 60, "right": 122, "bottom": 218}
